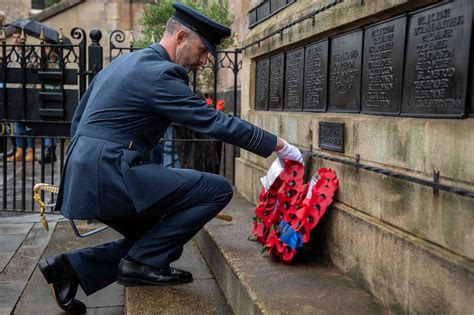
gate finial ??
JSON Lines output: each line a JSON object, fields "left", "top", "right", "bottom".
{"left": 58, "top": 27, "right": 64, "bottom": 43}
{"left": 20, "top": 27, "right": 26, "bottom": 43}
{"left": 39, "top": 26, "right": 45, "bottom": 43}
{"left": 129, "top": 30, "right": 134, "bottom": 47}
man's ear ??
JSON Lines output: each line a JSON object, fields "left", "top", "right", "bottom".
{"left": 176, "top": 30, "right": 187, "bottom": 44}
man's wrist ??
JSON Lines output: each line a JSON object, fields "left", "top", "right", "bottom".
{"left": 275, "top": 138, "right": 285, "bottom": 152}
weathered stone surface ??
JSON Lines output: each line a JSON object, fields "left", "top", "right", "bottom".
{"left": 322, "top": 202, "right": 474, "bottom": 314}
{"left": 125, "top": 241, "right": 231, "bottom": 315}
{"left": 196, "top": 194, "right": 386, "bottom": 314}
{"left": 0, "top": 221, "right": 55, "bottom": 315}
{"left": 126, "top": 280, "right": 230, "bottom": 315}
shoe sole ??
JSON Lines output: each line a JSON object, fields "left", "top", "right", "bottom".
{"left": 116, "top": 275, "right": 193, "bottom": 286}
{"left": 38, "top": 259, "right": 86, "bottom": 314}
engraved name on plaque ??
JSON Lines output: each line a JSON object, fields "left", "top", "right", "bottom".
{"left": 269, "top": 53, "right": 285, "bottom": 110}
{"left": 303, "top": 40, "right": 328, "bottom": 111}
{"left": 284, "top": 48, "right": 304, "bottom": 111}
{"left": 255, "top": 58, "right": 270, "bottom": 110}
{"left": 329, "top": 30, "right": 363, "bottom": 112}
{"left": 362, "top": 16, "right": 407, "bottom": 115}
{"left": 402, "top": 0, "right": 473, "bottom": 117}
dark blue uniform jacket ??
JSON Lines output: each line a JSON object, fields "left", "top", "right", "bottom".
{"left": 56, "top": 44, "right": 276, "bottom": 220}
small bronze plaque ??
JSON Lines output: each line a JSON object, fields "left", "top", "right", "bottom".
{"left": 271, "top": 0, "right": 287, "bottom": 13}
{"left": 319, "top": 122, "right": 344, "bottom": 153}
{"left": 303, "top": 40, "right": 328, "bottom": 111}
{"left": 328, "top": 30, "right": 363, "bottom": 112}
{"left": 362, "top": 15, "right": 407, "bottom": 115}
{"left": 284, "top": 48, "right": 304, "bottom": 111}
{"left": 269, "top": 53, "right": 285, "bottom": 110}
{"left": 402, "top": 0, "right": 473, "bottom": 118}
{"left": 255, "top": 58, "right": 270, "bottom": 110}
{"left": 257, "top": 1, "right": 270, "bottom": 22}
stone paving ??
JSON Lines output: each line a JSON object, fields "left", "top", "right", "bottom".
{"left": 13, "top": 221, "right": 124, "bottom": 315}
{"left": 0, "top": 212, "right": 60, "bottom": 314}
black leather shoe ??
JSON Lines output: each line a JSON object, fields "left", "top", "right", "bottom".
{"left": 37, "top": 254, "right": 86, "bottom": 314}
{"left": 117, "top": 258, "right": 193, "bottom": 286}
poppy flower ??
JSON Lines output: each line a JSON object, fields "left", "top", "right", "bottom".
{"left": 216, "top": 99, "right": 225, "bottom": 111}
{"left": 206, "top": 98, "right": 213, "bottom": 106}
{"left": 281, "top": 246, "right": 296, "bottom": 262}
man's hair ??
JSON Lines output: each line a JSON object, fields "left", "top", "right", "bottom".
{"left": 164, "top": 17, "right": 199, "bottom": 40}
{"left": 13, "top": 28, "right": 21, "bottom": 35}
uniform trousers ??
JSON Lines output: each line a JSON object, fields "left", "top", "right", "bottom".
{"left": 64, "top": 169, "right": 233, "bottom": 295}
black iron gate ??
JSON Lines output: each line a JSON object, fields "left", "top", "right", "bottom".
{"left": 0, "top": 27, "right": 241, "bottom": 213}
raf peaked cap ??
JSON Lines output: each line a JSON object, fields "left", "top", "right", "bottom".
{"left": 172, "top": 2, "right": 231, "bottom": 58}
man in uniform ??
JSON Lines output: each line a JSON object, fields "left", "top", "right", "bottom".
{"left": 37, "top": 3, "right": 303, "bottom": 313}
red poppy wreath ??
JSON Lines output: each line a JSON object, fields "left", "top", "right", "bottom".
{"left": 251, "top": 160, "right": 338, "bottom": 263}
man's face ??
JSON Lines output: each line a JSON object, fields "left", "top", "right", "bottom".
{"left": 175, "top": 31, "right": 209, "bottom": 71}
{"left": 12, "top": 33, "right": 21, "bottom": 45}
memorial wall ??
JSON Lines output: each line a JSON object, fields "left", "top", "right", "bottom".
{"left": 254, "top": 0, "right": 472, "bottom": 118}
{"left": 237, "top": 0, "right": 474, "bottom": 313}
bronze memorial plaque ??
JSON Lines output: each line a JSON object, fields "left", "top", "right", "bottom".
{"left": 303, "top": 40, "right": 328, "bottom": 112}
{"left": 362, "top": 15, "right": 407, "bottom": 115}
{"left": 319, "top": 122, "right": 344, "bottom": 153}
{"left": 402, "top": 0, "right": 473, "bottom": 118}
{"left": 329, "top": 29, "right": 363, "bottom": 112}
{"left": 255, "top": 58, "right": 270, "bottom": 110}
{"left": 284, "top": 48, "right": 304, "bottom": 111}
{"left": 269, "top": 53, "right": 285, "bottom": 110}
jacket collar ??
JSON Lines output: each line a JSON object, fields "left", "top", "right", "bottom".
{"left": 150, "top": 43, "right": 171, "bottom": 61}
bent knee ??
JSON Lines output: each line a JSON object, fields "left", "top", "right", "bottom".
{"left": 204, "top": 173, "right": 233, "bottom": 201}
{"left": 216, "top": 176, "right": 233, "bottom": 200}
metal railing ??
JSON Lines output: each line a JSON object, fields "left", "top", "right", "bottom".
{"left": 1, "top": 28, "right": 242, "bottom": 212}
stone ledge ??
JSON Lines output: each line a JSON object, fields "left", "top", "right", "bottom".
{"left": 196, "top": 193, "right": 386, "bottom": 314}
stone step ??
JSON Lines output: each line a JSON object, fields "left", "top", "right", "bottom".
{"left": 195, "top": 193, "right": 387, "bottom": 314}
{"left": 124, "top": 240, "right": 232, "bottom": 315}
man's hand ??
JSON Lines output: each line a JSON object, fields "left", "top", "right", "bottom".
{"left": 275, "top": 138, "right": 304, "bottom": 165}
